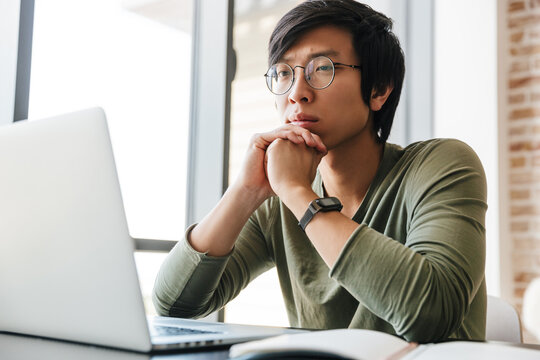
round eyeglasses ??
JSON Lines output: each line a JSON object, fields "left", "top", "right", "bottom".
{"left": 264, "top": 55, "right": 361, "bottom": 95}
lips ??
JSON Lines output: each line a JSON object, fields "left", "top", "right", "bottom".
{"left": 288, "top": 113, "right": 318, "bottom": 124}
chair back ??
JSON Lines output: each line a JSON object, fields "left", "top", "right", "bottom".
{"left": 486, "top": 295, "right": 522, "bottom": 343}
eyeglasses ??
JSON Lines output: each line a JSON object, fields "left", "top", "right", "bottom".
{"left": 264, "top": 55, "right": 361, "bottom": 95}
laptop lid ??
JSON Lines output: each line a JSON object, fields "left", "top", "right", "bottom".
{"left": 0, "top": 108, "right": 152, "bottom": 352}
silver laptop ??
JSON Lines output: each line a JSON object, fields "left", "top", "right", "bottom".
{"left": 0, "top": 108, "right": 303, "bottom": 352}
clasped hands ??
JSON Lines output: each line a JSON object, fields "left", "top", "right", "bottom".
{"left": 237, "top": 124, "right": 327, "bottom": 207}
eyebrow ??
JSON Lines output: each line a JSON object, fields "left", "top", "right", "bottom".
{"left": 281, "top": 50, "right": 340, "bottom": 63}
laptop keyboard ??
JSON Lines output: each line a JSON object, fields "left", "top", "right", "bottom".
{"left": 152, "top": 325, "right": 220, "bottom": 337}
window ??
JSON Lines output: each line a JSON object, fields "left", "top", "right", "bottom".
{"left": 28, "top": 0, "right": 193, "bottom": 314}
{"left": 225, "top": 0, "right": 301, "bottom": 327}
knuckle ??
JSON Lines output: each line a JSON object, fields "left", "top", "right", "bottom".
{"left": 277, "top": 124, "right": 292, "bottom": 133}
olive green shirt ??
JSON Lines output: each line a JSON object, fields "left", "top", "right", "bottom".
{"left": 153, "top": 139, "right": 487, "bottom": 343}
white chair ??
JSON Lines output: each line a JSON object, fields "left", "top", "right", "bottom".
{"left": 523, "top": 278, "right": 540, "bottom": 341}
{"left": 486, "top": 295, "right": 522, "bottom": 343}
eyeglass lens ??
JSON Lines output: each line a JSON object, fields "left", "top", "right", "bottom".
{"left": 265, "top": 56, "right": 335, "bottom": 95}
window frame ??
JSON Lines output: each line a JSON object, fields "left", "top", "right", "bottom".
{"left": 1, "top": 0, "right": 34, "bottom": 125}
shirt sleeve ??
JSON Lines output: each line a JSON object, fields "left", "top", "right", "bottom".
{"left": 152, "top": 199, "right": 277, "bottom": 318}
{"left": 329, "top": 139, "right": 487, "bottom": 343}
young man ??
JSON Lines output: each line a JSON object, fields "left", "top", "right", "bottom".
{"left": 153, "top": 0, "right": 487, "bottom": 343}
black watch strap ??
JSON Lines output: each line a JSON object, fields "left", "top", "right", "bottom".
{"left": 298, "top": 197, "right": 343, "bottom": 231}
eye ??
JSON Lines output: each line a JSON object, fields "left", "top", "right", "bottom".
{"left": 316, "top": 65, "right": 332, "bottom": 72}
{"left": 277, "top": 70, "right": 292, "bottom": 78}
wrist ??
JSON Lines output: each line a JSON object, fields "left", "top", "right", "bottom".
{"left": 279, "top": 186, "right": 318, "bottom": 220}
{"left": 298, "top": 197, "right": 343, "bottom": 231}
{"left": 227, "top": 182, "right": 269, "bottom": 213}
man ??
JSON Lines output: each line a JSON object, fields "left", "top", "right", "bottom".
{"left": 153, "top": 0, "right": 487, "bottom": 343}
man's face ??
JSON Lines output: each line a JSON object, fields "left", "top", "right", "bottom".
{"left": 275, "top": 25, "right": 373, "bottom": 150}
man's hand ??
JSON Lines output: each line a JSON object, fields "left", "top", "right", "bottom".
{"left": 232, "top": 124, "right": 326, "bottom": 205}
{"left": 264, "top": 138, "right": 325, "bottom": 201}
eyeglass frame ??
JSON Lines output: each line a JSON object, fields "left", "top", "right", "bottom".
{"left": 264, "top": 55, "right": 362, "bottom": 95}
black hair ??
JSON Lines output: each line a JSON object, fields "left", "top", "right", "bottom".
{"left": 268, "top": 0, "right": 405, "bottom": 143}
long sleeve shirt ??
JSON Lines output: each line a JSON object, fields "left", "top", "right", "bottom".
{"left": 152, "top": 138, "right": 488, "bottom": 343}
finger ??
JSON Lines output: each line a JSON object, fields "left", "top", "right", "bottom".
{"left": 251, "top": 133, "right": 271, "bottom": 150}
{"left": 280, "top": 126, "right": 317, "bottom": 148}
{"left": 255, "top": 128, "right": 296, "bottom": 148}
{"left": 253, "top": 125, "right": 323, "bottom": 150}
{"left": 282, "top": 130, "right": 304, "bottom": 144}
{"left": 289, "top": 127, "right": 326, "bottom": 153}
{"left": 254, "top": 126, "right": 294, "bottom": 148}
{"left": 299, "top": 131, "right": 316, "bottom": 148}
{"left": 299, "top": 132, "right": 326, "bottom": 154}
{"left": 308, "top": 134, "right": 326, "bottom": 154}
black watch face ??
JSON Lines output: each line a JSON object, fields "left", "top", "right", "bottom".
{"left": 317, "top": 197, "right": 340, "bottom": 207}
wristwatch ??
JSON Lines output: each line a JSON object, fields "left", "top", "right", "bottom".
{"left": 298, "top": 197, "right": 343, "bottom": 231}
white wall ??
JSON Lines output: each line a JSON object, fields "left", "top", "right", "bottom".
{"left": 434, "top": 1, "right": 499, "bottom": 294}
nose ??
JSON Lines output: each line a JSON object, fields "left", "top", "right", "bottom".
{"left": 287, "top": 66, "right": 314, "bottom": 104}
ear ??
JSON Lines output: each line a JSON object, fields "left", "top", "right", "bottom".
{"left": 369, "top": 86, "right": 393, "bottom": 111}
